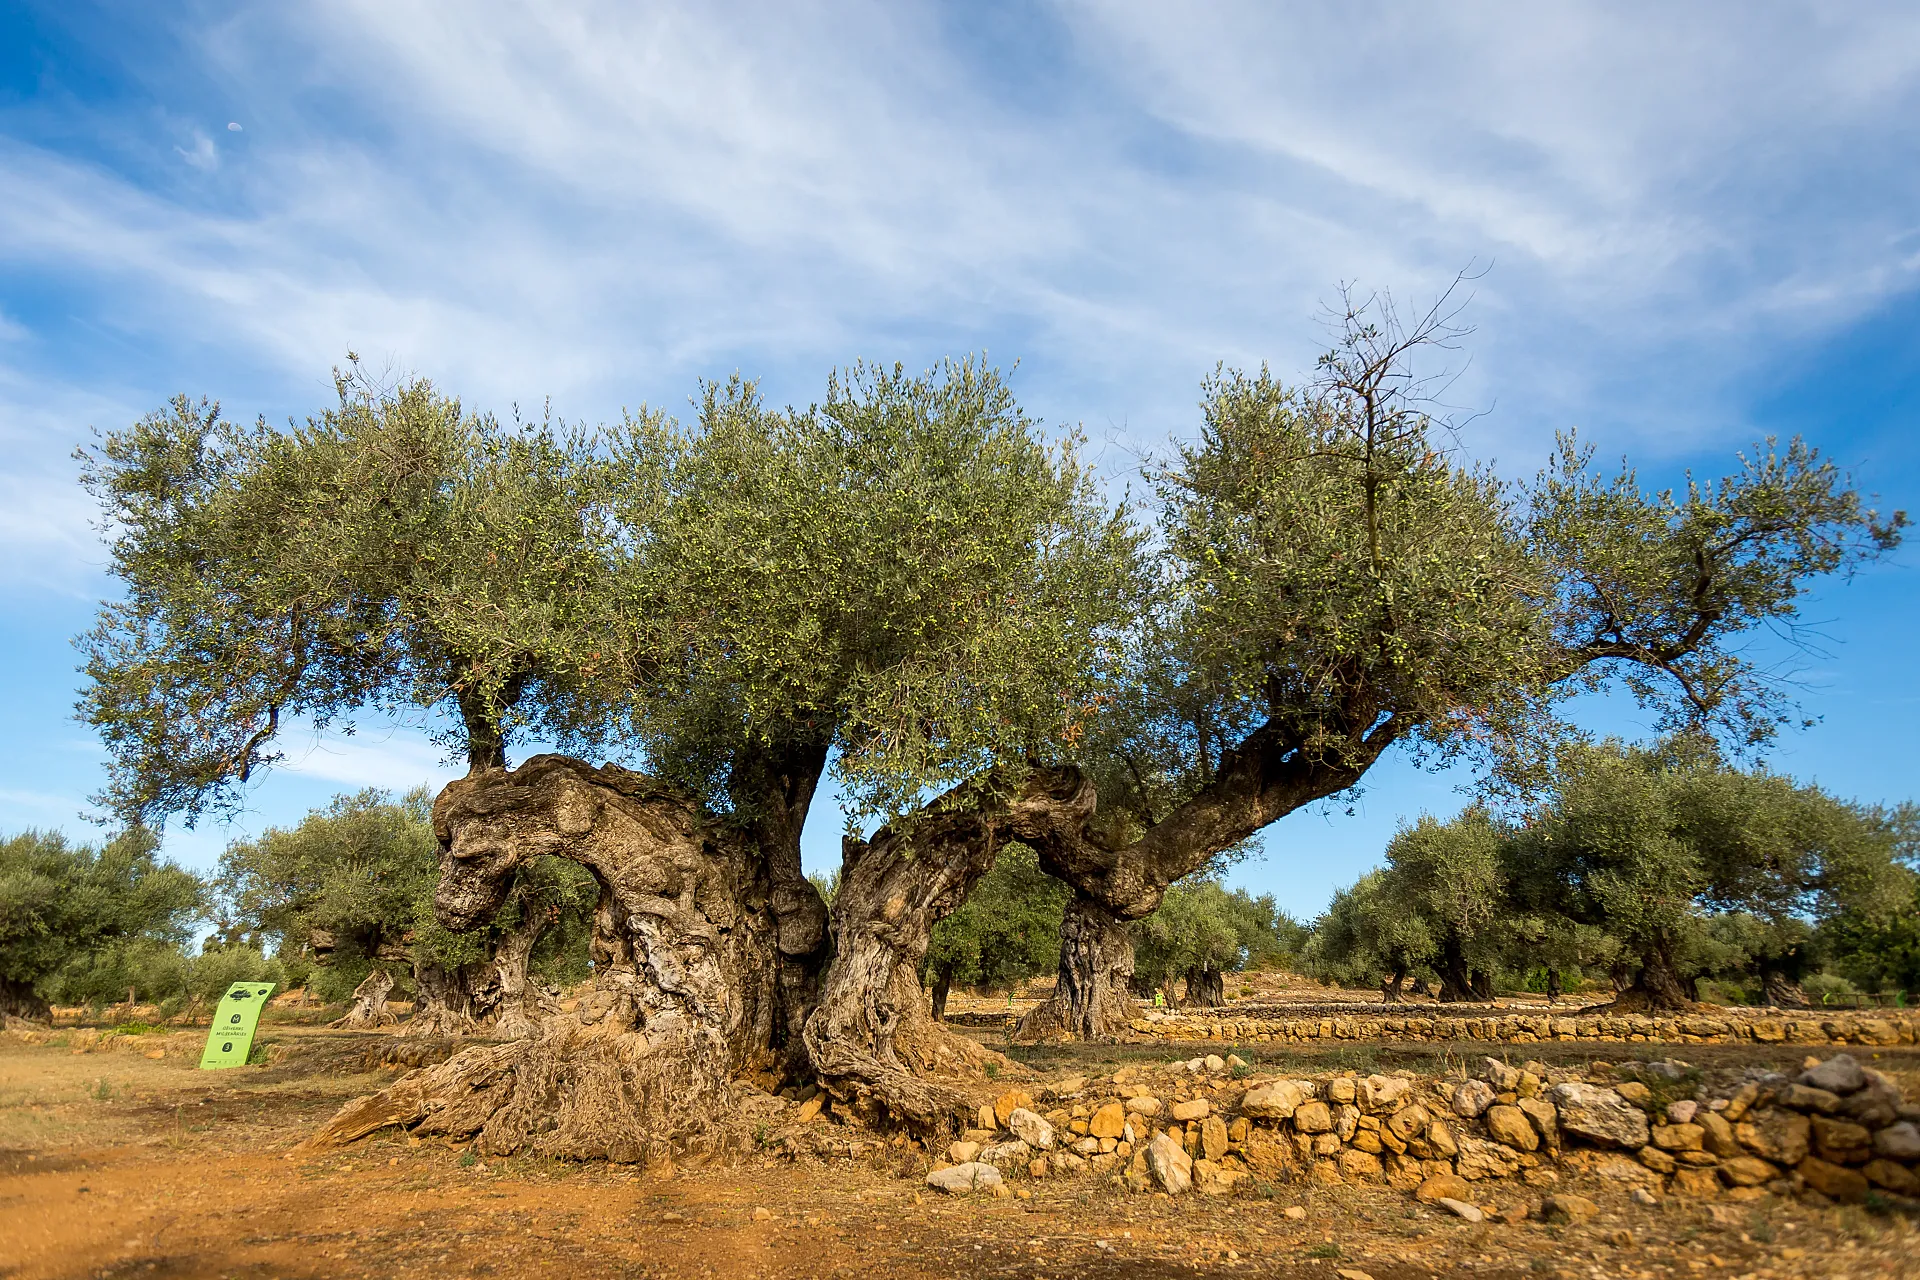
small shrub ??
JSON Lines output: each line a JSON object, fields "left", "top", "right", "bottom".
{"left": 1305, "top": 1243, "right": 1341, "bottom": 1259}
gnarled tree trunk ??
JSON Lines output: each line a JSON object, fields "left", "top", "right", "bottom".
{"left": 801, "top": 776, "right": 1024, "bottom": 1131}
{"left": 1761, "top": 965, "right": 1811, "bottom": 1009}
{"left": 1015, "top": 892, "right": 1138, "bottom": 1040}
{"left": 1185, "top": 964, "right": 1226, "bottom": 1009}
{"left": 479, "top": 891, "right": 557, "bottom": 1040}
{"left": 302, "top": 755, "right": 784, "bottom": 1162}
{"left": 1380, "top": 966, "right": 1407, "bottom": 1004}
{"left": 406, "top": 960, "right": 480, "bottom": 1037}
{"left": 1, "top": 977, "right": 51, "bottom": 1023}
{"left": 330, "top": 968, "right": 397, "bottom": 1029}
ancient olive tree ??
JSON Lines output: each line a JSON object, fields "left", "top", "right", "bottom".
{"left": 97, "top": 359, "right": 1132, "bottom": 1158}
{"left": 1007, "top": 286, "right": 1904, "bottom": 1039}
{"left": 0, "top": 829, "right": 204, "bottom": 1021}
{"left": 1506, "top": 738, "right": 1913, "bottom": 1009}
{"left": 1302, "top": 871, "right": 1437, "bottom": 1001}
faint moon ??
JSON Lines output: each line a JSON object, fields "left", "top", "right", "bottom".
{"left": 227, "top": 122, "right": 243, "bottom": 132}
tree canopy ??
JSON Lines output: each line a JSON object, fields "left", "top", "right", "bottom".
{"left": 0, "top": 828, "right": 204, "bottom": 1019}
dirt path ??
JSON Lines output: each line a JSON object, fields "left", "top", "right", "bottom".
{"left": 3, "top": 1034, "right": 1917, "bottom": 1279}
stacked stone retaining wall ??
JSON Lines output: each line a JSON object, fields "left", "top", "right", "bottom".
{"left": 927, "top": 1049, "right": 1920, "bottom": 1213}
{"left": 1122, "top": 1007, "right": 1920, "bottom": 1049}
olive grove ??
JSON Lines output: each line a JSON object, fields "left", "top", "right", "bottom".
{"left": 78, "top": 289, "right": 1904, "bottom": 1158}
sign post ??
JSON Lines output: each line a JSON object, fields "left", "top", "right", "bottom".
{"left": 199, "top": 982, "right": 276, "bottom": 1069}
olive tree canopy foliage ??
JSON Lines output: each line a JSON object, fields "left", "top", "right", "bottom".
{"left": 1131, "top": 878, "right": 1300, "bottom": 1008}
{"left": 0, "top": 829, "right": 204, "bottom": 1020}
{"left": 1009, "top": 282, "right": 1904, "bottom": 1038}
{"left": 77, "top": 364, "right": 607, "bottom": 828}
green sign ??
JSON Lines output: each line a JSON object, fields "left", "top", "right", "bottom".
{"left": 199, "top": 982, "right": 276, "bottom": 1069}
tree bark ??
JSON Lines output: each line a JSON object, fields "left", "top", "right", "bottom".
{"left": 0, "top": 977, "right": 51, "bottom": 1023}
{"left": 801, "top": 776, "right": 1023, "bottom": 1132}
{"left": 929, "top": 969, "right": 953, "bottom": 1023}
{"left": 478, "top": 889, "right": 557, "bottom": 1039}
{"left": 1545, "top": 968, "right": 1562, "bottom": 1006}
{"left": 1008, "top": 726, "right": 1395, "bottom": 1041}
{"left": 1014, "top": 892, "right": 1138, "bottom": 1040}
{"left": 1186, "top": 965, "right": 1226, "bottom": 1009}
{"left": 304, "top": 755, "right": 784, "bottom": 1161}
{"left": 1380, "top": 966, "right": 1406, "bottom": 1004}
{"left": 1761, "top": 966, "right": 1811, "bottom": 1009}
{"left": 1613, "top": 937, "right": 1697, "bottom": 1012}
{"left": 406, "top": 960, "right": 480, "bottom": 1037}
{"left": 330, "top": 968, "right": 397, "bottom": 1029}
{"left": 727, "top": 731, "right": 832, "bottom": 1081}
{"left": 1436, "top": 938, "right": 1476, "bottom": 1003}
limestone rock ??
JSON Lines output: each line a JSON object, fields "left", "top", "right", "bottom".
{"left": 978, "top": 1140, "right": 1032, "bottom": 1167}
{"left": 1863, "top": 1158, "right": 1920, "bottom": 1196}
{"left": 1006, "top": 1108, "right": 1057, "bottom": 1151}
{"left": 1147, "top": 1130, "right": 1192, "bottom": 1195}
{"left": 1666, "top": 1100, "right": 1699, "bottom": 1125}
{"left": 1240, "top": 1081, "right": 1304, "bottom": 1119}
{"left": 1337, "top": 1148, "right": 1385, "bottom": 1183}
{"left": 993, "top": 1090, "right": 1034, "bottom": 1125}
{"left": 1200, "top": 1114, "right": 1228, "bottom": 1163}
{"left": 1651, "top": 1123, "right": 1705, "bottom": 1152}
{"left": 1798, "top": 1054, "right": 1866, "bottom": 1096}
{"left": 1872, "top": 1120, "right": 1920, "bottom": 1161}
{"left": 1486, "top": 1105, "right": 1539, "bottom": 1151}
{"left": 1637, "top": 1146, "right": 1677, "bottom": 1175}
{"left": 1517, "top": 1097, "right": 1559, "bottom": 1148}
{"left": 1541, "top": 1194, "right": 1599, "bottom": 1221}
{"left": 1696, "top": 1110, "right": 1739, "bottom": 1157}
{"left": 1124, "top": 1095, "right": 1162, "bottom": 1117}
{"left": 1718, "top": 1155, "right": 1777, "bottom": 1187}
{"left": 1427, "top": 1118, "right": 1459, "bottom": 1158}
{"left": 1415, "top": 1173, "right": 1472, "bottom": 1203}
{"left": 1615, "top": 1081, "right": 1654, "bottom": 1106}
{"left": 1089, "top": 1103, "right": 1126, "bottom": 1139}
{"left": 1170, "top": 1098, "right": 1210, "bottom": 1122}
{"left": 927, "top": 1162, "right": 1003, "bottom": 1194}
{"left": 1437, "top": 1197, "right": 1485, "bottom": 1222}
{"left": 1454, "top": 1135, "right": 1523, "bottom": 1180}
{"left": 1386, "top": 1103, "right": 1432, "bottom": 1143}
{"left": 1550, "top": 1082, "right": 1651, "bottom": 1150}
{"left": 1362, "top": 1074, "right": 1412, "bottom": 1113}
{"left": 948, "top": 1140, "right": 981, "bottom": 1164}
{"left": 1327, "top": 1077, "right": 1357, "bottom": 1104}
{"left": 1452, "top": 1079, "right": 1496, "bottom": 1119}
{"left": 1294, "top": 1101, "right": 1334, "bottom": 1134}
{"left": 1810, "top": 1115, "right": 1870, "bottom": 1163}
{"left": 1797, "top": 1156, "right": 1869, "bottom": 1203}
{"left": 1778, "top": 1084, "right": 1840, "bottom": 1114}
{"left": 1483, "top": 1058, "right": 1522, "bottom": 1092}
{"left": 1203, "top": 1054, "right": 1226, "bottom": 1073}
{"left": 1735, "top": 1110, "right": 1811, "bottom": 1166}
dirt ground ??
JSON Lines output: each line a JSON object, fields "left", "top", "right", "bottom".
{"left": 4, "top": 1026, "right": 1919, "bottom": 1280}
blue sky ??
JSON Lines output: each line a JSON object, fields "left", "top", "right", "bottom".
{"left": 2, "top": 1, "right": 1917, "bottom": 919}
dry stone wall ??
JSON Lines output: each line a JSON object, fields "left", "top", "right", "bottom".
{"left": 1124, "top": 1007, "right": 1920, "bottom": 1049}
{"left": 926, "top": 1051, "right": 1920, "bottom": 1213}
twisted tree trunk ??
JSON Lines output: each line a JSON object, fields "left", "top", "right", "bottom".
{"left": 330, "top": 968, "right": 396, "bottom": 1029}
{"left": 301, "top": 756, "right": 784, "bottom": 1162}
{"left": 1380, "top": 966, "right": 1407, "bottom": 1004}
{"left": 480, "top": 891, "right": 557, "bottom": 1040}
{"left": 801, "top": 776, "right": 1025, "bottom": 1131}
{"left": 1016, "top": 892, "right": 1138, "bottom": 1039}
{"left": 406, "top": 960, "right": 479, "bottom": 1037}
{"left": 1185, "top": 964, "right": 1226, "bottom": 1009}
{"left": 1761, "top": 966, "right": 1811, "bottom": 1009}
